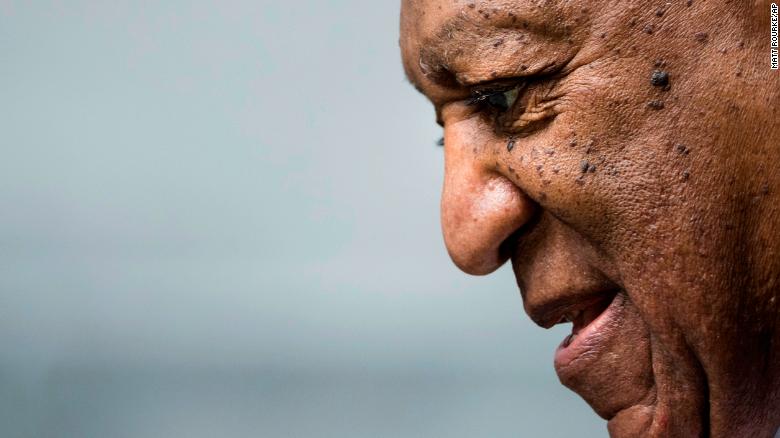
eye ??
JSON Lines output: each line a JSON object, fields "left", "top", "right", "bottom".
{"left": 469, "top": 84, "right": 523, "bottom": 113}
{"left": 486, "top": 87, "right": 520, "bottom": 112}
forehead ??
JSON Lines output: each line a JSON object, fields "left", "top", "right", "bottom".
{"left": 400, "top": 0, "right": 576, "bottom": 97}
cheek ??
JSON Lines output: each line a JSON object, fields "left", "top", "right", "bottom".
{"left": 509, "top": 52, "right": 714, "bottom": 252}
{"left": 504, "top": 56, "right": 740, "bottom": 358}
{"left": 498, "top": 60, "right": 665, "bottom": 252}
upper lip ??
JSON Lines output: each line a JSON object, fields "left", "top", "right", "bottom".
{"left": 523, "top": 285, "right": 619, "bottom": 330}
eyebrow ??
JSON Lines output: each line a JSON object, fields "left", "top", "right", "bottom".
{"left": 411, "top": 15, "right": 493, "bottom": 89}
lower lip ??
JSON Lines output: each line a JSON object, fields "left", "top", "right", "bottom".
{"left": 554, "top": 292, "right": 624, "bottom": 368}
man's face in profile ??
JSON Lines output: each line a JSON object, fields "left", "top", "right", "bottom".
{"left": 400, "top": 0, "right": 780, "bottom": 436}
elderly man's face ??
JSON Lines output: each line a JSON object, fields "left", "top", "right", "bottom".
{"left": 401, "top": 0, "right": 780, "bottom": 436}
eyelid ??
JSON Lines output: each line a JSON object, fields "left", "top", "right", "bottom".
{"left": 468, "top": 80, "right": 526, "bottom": 101}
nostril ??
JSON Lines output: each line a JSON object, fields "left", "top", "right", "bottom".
{"left": 498, "top": 225, "right": 526, "bottom": 260}
{"left": 502, "top": 197, "right": 543, "bottom": 242}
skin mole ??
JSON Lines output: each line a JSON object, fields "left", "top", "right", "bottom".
{"left": 676, "top": 144, "right": 690, "bottom": 155}
{"left": 651, "top": 70, "right": 670, "bottom": 87}
{"left": 647, "top": 99, "right": 665, "bottom": 110}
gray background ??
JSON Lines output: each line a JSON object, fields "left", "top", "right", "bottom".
{"left": 0, "top": 1, "right": 604, "bottom": 437}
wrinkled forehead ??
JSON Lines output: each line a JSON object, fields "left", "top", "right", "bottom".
{"left": 400, "top": 0, "right": 577, "bottom": 92}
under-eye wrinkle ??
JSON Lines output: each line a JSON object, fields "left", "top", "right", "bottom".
{"left": 465, "top": 77, "right": 563, "bottom": 137}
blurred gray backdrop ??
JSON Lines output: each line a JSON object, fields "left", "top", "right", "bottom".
{"left": 0, "top": 1, "right": 605, "bottom": 437}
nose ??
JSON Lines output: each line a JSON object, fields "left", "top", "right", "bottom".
{"left": 441, "top": 124, "right": 537, "bottom": 275}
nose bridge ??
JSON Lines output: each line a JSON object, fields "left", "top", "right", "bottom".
{"left": 441, "top": 125, "right": 536, "bottom": 275}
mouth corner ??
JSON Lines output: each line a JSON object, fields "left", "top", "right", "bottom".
{"left": 554, "top": 289, "right": 625, "bottom": 367}
{"left": 560, "top": 290, "right": 619, "bottom": 347}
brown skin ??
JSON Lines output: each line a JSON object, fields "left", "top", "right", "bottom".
{"left": 400, "top": 0, "right": 780, "bottom": 436}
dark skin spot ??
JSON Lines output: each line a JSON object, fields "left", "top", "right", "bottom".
{"left": 682, "top": 170, "right": 690, "bottom": 181}
{"left": 651, "top": 70, "right": 670, "bottom": 87}
{"left": 647, "top": 100, "right": 665, "bottom": 110}
{"left": 580, "top": 160, "right": 590, "bottom": 173}
{"left": 676, "top": 144, "right": 690, "bottom": 155}
{"left": 695, "top": 32, "right": 708, "bottom": 43}
{"left": 643, "top": 24, "right": 654, "bottom": 34}
{"left": 507, "top": 138, "right": 516, "bottom": 152}
{"left": 655, "top": 7, "right": 665, "bottom": 17}
{"left": 686, "top": 0, "right": 693, "bottom": 6}
{"left": 588, "top": 164, "right": 597, "bottom": 173}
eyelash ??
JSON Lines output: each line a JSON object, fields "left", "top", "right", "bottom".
{"left": 467, "top": 82, "right": 526, "bottom": 127}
